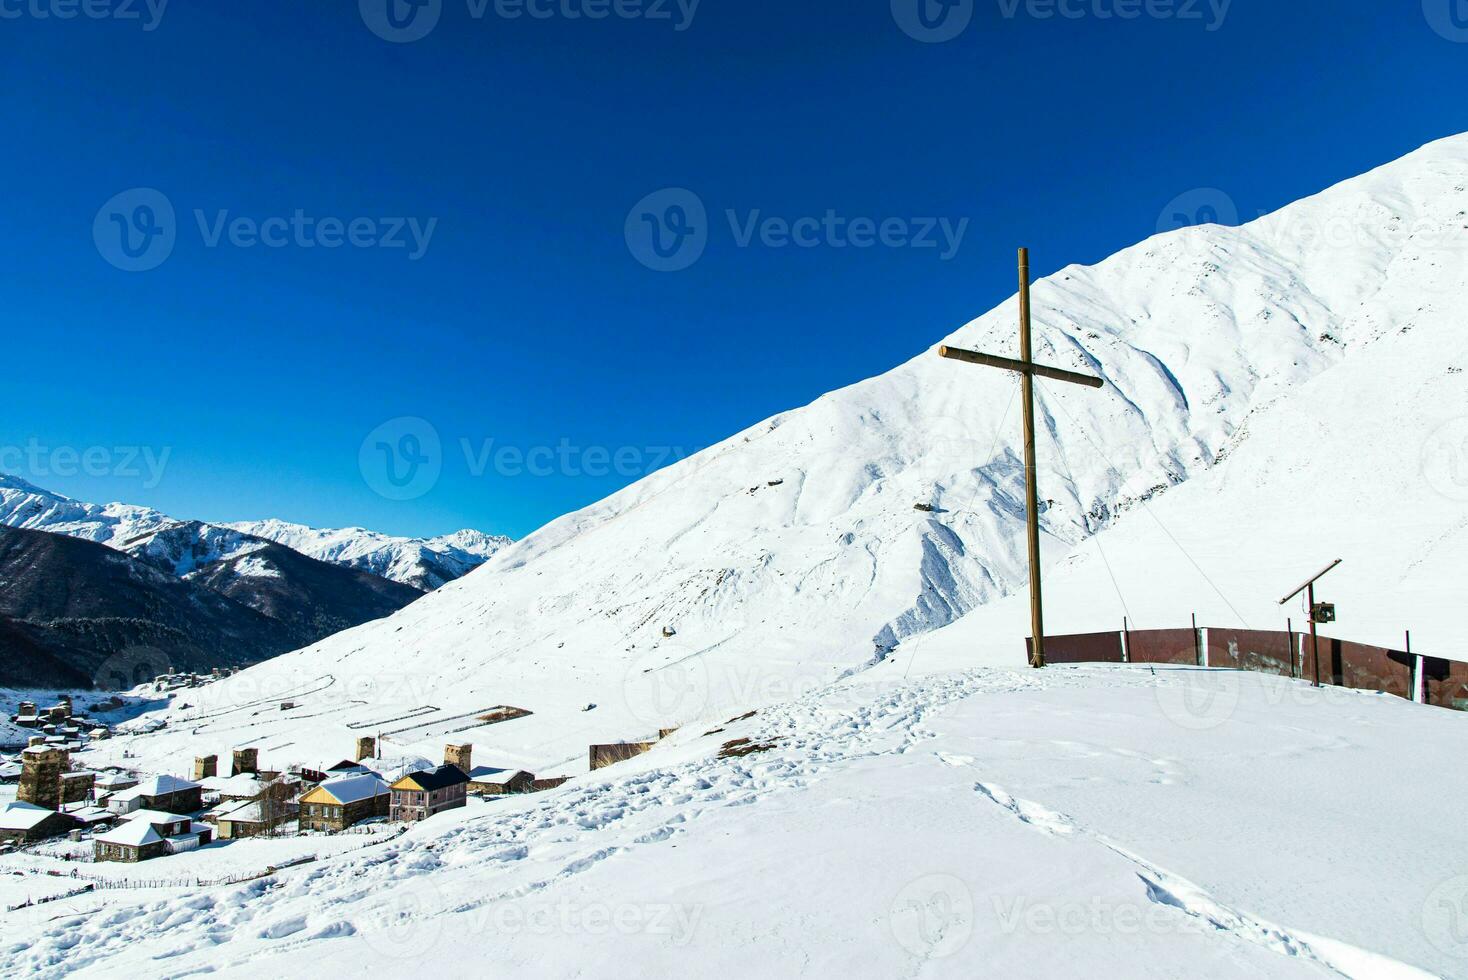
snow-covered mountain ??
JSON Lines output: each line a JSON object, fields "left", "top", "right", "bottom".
{"left": 222, "top": 519, "right": 510, "bottom": 591}
{"left": 0, "top": 476, "right": 507, "bottom": 592}
{"left": 121, "top": 134, "right": 1468, "bottom": 788}
{"left": 0, "top": 479, "right": 427, "bottom": 685}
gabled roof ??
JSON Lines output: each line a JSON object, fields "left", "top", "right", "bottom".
{"left": 301, "top": 773, "right": 389, "bottom": 806}
{"left": 95, "top": 819, "right": 163, "bottom": 847}
{"left": 468, "top": 767, "right": 533, "bottom": 786}
{"left": 112, "top": 774, "right": 199, "bottom": 801}
{"left": 390, "top": 765, "right": 469, "bottom": 792}
{"left": 0, "top": 802, "right": 75, "bottom": 831}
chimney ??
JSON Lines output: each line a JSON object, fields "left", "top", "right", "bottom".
{"left": 355, "top": 736, "right": 377, "bottom": 762}
{"left": 194, "top": 755, "right": 218, "bottom": 780}
{"left": 445, "top": 743, "right": 473, "bottom": 774}
{"left": 231, "top": 747, "right": 259, "bottom": 776}
{"left": 27, "top": 736, "right": 44, "bottom": 748}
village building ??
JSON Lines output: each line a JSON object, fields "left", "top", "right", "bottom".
{"left": 107, "top": 774, "right": 203, "bottom": 816}
{"left": 61, "top": 770, "right": 96, "bottom": 805}
{"left": 17, "top": 745, "right": 68, "bottom": 810}
{"left": 92, "top": 771, "right": 138, "bottom": 805}
{"left": 443, "top": 744, "right": 535, "bottom": 796}
{"left": 212, "top": 799, "right": 293, "bottom": 839}
{"left": 0, "top": 801, "right": 82, "bottom": 844}
{"left": 389, "top": 765, "right": 469, "bottom": 823}
{"left": 93, "top": 811, "right": 212, "bottom": 863}
{"left": 0, "top": 760, "right": 21, "bottom": 783}
{"left": 200, "top": 772, "right": 266, "bottom": 805}
{"left": 300, "top": 773, "right": 390, "bottom": 832}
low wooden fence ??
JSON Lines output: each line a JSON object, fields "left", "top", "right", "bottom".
{"left": 1030, "top": 626, "right": 1468, "bottom": 711}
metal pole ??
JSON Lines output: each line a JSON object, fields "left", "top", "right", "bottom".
{"left": 1308, "top": 583, "right": 1321, "bottom": 688}
{"left": 1019, "top": 247, "right": 1045, "bottom": 669}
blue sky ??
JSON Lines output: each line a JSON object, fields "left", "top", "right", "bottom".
{"left": 3, "top": 2, "right": 1466, "bottom": 540}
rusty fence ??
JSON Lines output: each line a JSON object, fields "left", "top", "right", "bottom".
{"left": 1028, "top": 627, "right": 1468, "bottom": 712}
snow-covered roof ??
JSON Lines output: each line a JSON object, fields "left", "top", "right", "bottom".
{"left": 201, "top": 773, "right": 262, "bottom": 796}
{"left": 125, "top": 809, "right": 190, "bottom": 826}
{"left": 217, "top": 802, "right": 267, "bottom": 824}
{"left": 0, "top": 802, "right": 65, "bottom": 831}
{"left": 94, "top": 772, "right": 137, "bottom": 788}
{"left": 95, "top": 820, "right": 163, "bottom": 847}
{"left": 307, "top": 773, "right": 388, "bottom": 805}
{"left": 111, "top": 774, "right": 199, "bottom": 801}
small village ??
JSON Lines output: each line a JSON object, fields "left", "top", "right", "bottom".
{"left": 0, "top": 689, "right": 679, "bottom": 907}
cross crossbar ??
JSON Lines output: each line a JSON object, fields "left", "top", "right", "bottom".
{"left": 937, "top": 345, "right": 1104, "bottom": 389}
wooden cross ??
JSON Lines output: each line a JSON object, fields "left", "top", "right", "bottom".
{"left": 938, "top": 248, "right": 1104, "bottom": 668}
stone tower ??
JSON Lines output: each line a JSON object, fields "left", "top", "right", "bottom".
{"left": 194, "top": 755, "right": 218, "bottom": 780}
{"left": 355, "top": 736, "right": 377, "bottom": 762}
{"left": 445, "top": 743, "right": 473, "bottom": 774}
{"left": 18, "top": 746, "right": 68, "bottom": 810}
{"left": 231, "top": 747, "right": 259, "bottom": 776}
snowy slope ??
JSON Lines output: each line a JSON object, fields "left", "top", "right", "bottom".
{"left": 89, "top": 134, "right": 1468, "bottom": 790}
{"left": 8, "top": 667, "right": 1466, "bottom": 978}
{"left": 222, "top": 520, "right": 510, "bottom": 591}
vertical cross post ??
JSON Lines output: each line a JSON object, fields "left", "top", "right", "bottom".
{"left": 1017, "top": 248, "right": 1046, "bottom": 668}
{"left": 938, "top": 248, "right": 1105, "bottom": 670}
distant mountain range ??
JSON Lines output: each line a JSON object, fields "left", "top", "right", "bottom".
{"left": 0, "top": 475, "right": 510, "bottom": 688}
{"left": 222, "top": 520, "right": 509, "bottom": 591}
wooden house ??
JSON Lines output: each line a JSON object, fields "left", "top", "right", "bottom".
{"left": 93, "top": 811, "right": 212, "bottom": 862}
{"left": 389, "top": 765, "right": 468, "bottom": 823}
{"left": 0, "top": 802, "right": 81, "bottom": 844}
{"left": 299, "top": 773, "right": 390, "bottom": 832}
{"left": 107, "top": 774, "right": 202, "bottom": 816}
